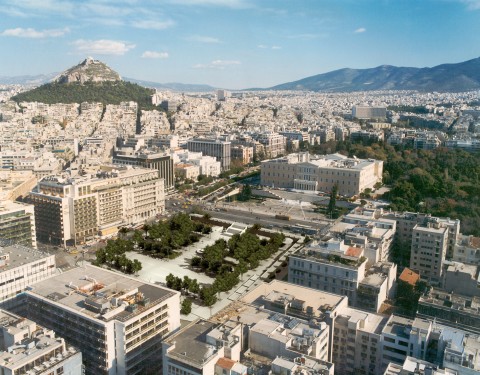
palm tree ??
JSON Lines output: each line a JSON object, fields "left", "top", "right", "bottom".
{"left": 118, "top": 227, "right": 129, "bottom": 239}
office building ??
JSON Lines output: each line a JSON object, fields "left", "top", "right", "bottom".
{"left": 0, "top": 309, "right": 83, "bottom": 375}
{"left": 0, "top": 242, "right": 55, "bottom": 302}
{"left": 187, "top": 139, "right": 231, "bottom": 171}
{"left": 23, "top": 264, "right": 180, "bottom": 375}
{"left": 261, "top": 153, "right": 383, "bottom": 197}
{"left": 352, "top": 106, "right": 387, "bottom": 120}
{"left": 112, "top": 149, "right": 175, "bottom": 193}
{"left": 0, "top": 201, "right": 37, "bottom": 249}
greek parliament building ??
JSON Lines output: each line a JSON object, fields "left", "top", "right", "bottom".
{"left": 260, "top": 153, "right": 383, "bottom": 197}
{"left": 18, "top": 264, "right": 180, "bottom": 375}
{"left": 28, "top": 166, "right": 165, "bottom": 246}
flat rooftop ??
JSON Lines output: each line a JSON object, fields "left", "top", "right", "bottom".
{"left": 241, "top": 280, "right": 347, "bottom": 315}
{"left": 27, "top": 264, "right": 176, "bottom": 323}
{"left": 0, "top": 244, "right": 52, "bottom": 272}
{"left": 165, "top": 319, "right": 219, "bottom": 368}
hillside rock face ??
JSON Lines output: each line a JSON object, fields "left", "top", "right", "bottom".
{"left": 54, "top": 57, "right": 121, "bottom": 84}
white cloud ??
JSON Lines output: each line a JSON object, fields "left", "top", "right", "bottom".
{"left": 132, "top": 19, "right": 175, "bottom": 30}
{"left": 193, "top": 60, "right": 241, "bottom": 69}
{"left": 185, "top": 35, "right": 221, "bottom": 43}
{"left": 142, "top": 51, "right": 169, "bottom": 59}
{"left": 354, "top": 27, "right": 366, "bottom": 33}
{"left": 461, "top": 0, "right": 480, "bottom": 9}
{"left": 1, "top": 27, "right": 69, "bottom": 38}
{"left": 258, "top": 44, "right": 281, "bottom": 50}
{"left": 72, "top": 39, "right": 135, "bottom": 55}
{"left": 170, "top": 0, "right": 251, "bottom": 8}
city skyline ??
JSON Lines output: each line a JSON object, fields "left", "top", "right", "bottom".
{"left": 0, "top": 0, "right": 480, "bottom": 89}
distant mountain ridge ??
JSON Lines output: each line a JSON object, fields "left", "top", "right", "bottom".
{"left": 268, "top": 57, "right": 480, "bottom": 92}
{"left": 124, "top": 77, "right": 216, "bottom": 92}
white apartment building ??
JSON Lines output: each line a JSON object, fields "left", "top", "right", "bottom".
{"left": 380, "top": 316, "right": 433, "bottom": 371}
{"left": 163, "top": 319, "right": 246, "bottom": 375}
{"left": 288, "top": 239, "right": 368, "bottom": 306}
{"left": 261, "top": 153, "right": 383, "bottom": 197}
{"left": 452, "top": 234, "right": 480, "bottom": 265}
{"left": 172, "top": 150, "right": 221, "bottom": 177}
{"left": 23, "top": 264, "right": 181, "bottom": 375}
{"left": 240, "top": 280, "right": 386, "bottom": 375}
{"left": 28, "top": 166, "right": 165, "bottom": 246}
{"left": 0, "top": 309, "right": 83, "bottom": 375}
{"left": 0, "top": 242, "right": 55, "bottom": 302}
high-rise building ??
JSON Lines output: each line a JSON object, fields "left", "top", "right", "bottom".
{"left": 352, "top": 106, "right": 387, "bottom": 120}
{"left": 187, "top": 138, "right": 231, "bottom": 171}
{"left": 0, "top": 309, "right": 83, "bottom": 375}
{"left": 23, "top": 264, "right": 180, "bottom": 375}
{"left": 0, "top": 201, "right": 37, "bottom": 249}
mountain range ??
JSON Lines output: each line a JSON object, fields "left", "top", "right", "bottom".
{"left": 268, "top": 57, "right": 480, "bottom": 92}
{"left": 2, "top": 57, "right": 480, "bottom": 93}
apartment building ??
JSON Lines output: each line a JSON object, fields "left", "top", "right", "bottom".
{"left": 0, "top": 242, "right": 55, "bottom": 302}
{"left": 28, "top": 166, "right": 165, "bottom": 245}
{"left": 288, "top": 239, "right": 368, "bottom": 306}
{"left": 332, "top": 307, "right": 386, "bottom": 375}
{"left": 410, "top": 222, "right": 448, "bottom": 285}
{"left": 271, "top": 356, "right": 334, "bottom": 375}
{"left": 452, "top": 234, "right": 480, "bottom": 265}
{"left": 380, "top": 316, "right": 433, "bottom": 371}
{"left": 417, "top": 288, "right": 480, "bottom": 334}
{"left": 0, "top": 201, "right": 37, "bottom": 249}
{"left": 163, "top": 319, "right": 246, "bottom": 375}
{"left": 380, "top": 211, "right": 460, "bottom": 260}
{"left": 187, "top": 138, "right": 231, "bottom": 171}
{"left": 231, "top": 145, "right": 253, "bottom": 165}
{"left": 22, "top": 264, "right": 180, "bottom": 375}
{"left": 0, "top": 309, "right": 83, "bottom": 375}
{"left": 251, "top": 132, "right": 286, "bottom": 158}
{"left": 261, "top": 153, "right": 383, "bottom": 197}
{"left": 340, "top": 208, "right": 396, "bottom": 263}
{"left": 238, "top": 280, "right": 397, "bottom": 375}
{"left": 172, "top": 150, "right": 221, "bottom": 177}
{"left": 443, "top": 262, "right": 480, "bottom": 297}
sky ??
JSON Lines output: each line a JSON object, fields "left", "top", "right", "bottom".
{"left": 0, "top": 0, "right": 479, "bottom": 89}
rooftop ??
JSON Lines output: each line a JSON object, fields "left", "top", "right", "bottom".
{"left": 399, "top": 268, "right": 420, "bottom": 286}
{"left": 26, "top": 264, "right": 176, "bottom": 323}
{"left": 0, "top": 243, "right": 52, "bottom": 272}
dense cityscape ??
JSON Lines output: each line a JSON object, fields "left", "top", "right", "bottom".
{"left": 0, "top": 55, "right": 479, "bottom": 375}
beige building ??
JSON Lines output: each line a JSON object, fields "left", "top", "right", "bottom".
{"left": 261, "top": 153, "right": 383, "bottom": 197}
{"left": 231, "top": 145, "right": 253, "bottom": 165}
{"left": 410, "top": 221, "right": 448, "bottom": 285}
{"left": 23, "top": 264, "right": 181, "bottom": 375}
{"left": 28, "top": 166, "right": 165, "bottom": 246}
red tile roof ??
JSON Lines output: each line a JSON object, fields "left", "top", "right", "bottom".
{"left": 216, "top": 357, "right": 235, "bottom": 370}
{"left": 399, "top": 268, "right": 420, "bottom": 286}
{"left": 345, "top": 247, "right": 363, "bottom": 257}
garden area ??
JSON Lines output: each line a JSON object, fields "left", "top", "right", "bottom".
{"left": 93, "top": 213, "right": 212, "bottom": 272}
